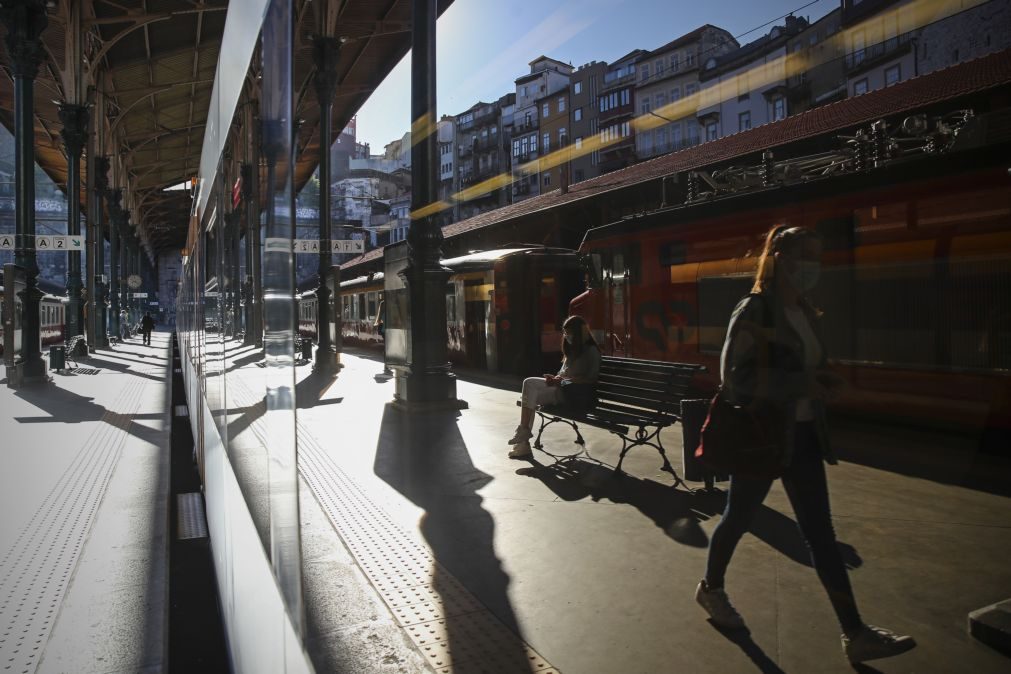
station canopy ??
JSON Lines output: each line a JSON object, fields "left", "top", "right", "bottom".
{"left": 0, "top": 0, "right": 451, "bottom": 255}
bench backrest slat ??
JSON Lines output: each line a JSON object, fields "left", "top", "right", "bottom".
{"left": 589, "top": 356, "right": 705, "bottom": 419}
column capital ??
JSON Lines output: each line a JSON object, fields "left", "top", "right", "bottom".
{"left": 0, "top": 0, "right": 48, "bottom": 80}
{"left": 58, "top": 102, "right": 90, "bottom": 158}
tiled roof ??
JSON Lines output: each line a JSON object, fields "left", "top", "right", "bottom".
{"left": 341, "top": 48, "right": 1011, "bottom": 273}
{"left": 647, "top": 25, "right": 719, "bottom": 57}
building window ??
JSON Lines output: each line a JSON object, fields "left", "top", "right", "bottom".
{"left": 686, "top": 51, "right": 695, "bottom": 67}
{"left": 574, "top": 107, "right": 582, "bottom": 122}
{"left": 656, "top": 128, "right": 667, "bottom": 150}
{"left": 884, "top": 64, "right": 901, "bottom": 86}
{"left": 688, "top": 123, "right": 698, "bottom": 142}
{"left": 621, "top": 89, "right": 630, "bottom": 106}
{"left": 705, "top": 121, "right": 718, "bottom": 141}
{"left": 671, "top": 53, "right": 679, "bottom": 71}
{"left": 574, "top": 136, "right": 582, "bottom": 150}
{"left": 739, "top": 111, "right": 751, "bottom": 131}
{"left": 685, "top": 83, "right": 698, "bottom": 95}
{"left": 772, "top": 97, "right": 786, "bottom": 121}
{"left": 655, "top": 93, "right": 666, "bottom": 110}
{"left": 655, "top": 59, "right": 665, "bottom": 77}
{"left": 672, "top": 125, "right": 682, "bottom": 147}
{"left": 640, "top": 98, "right": 651, "bottom": 115}
{"left": 530, "top": 134, "right": 537, "bottom": 151}
{"left": 575, "top": 169, "right": 584, "bottom": 182}
{"left": 853, "top": 78, "right": 868, "bottom": 96}
{"left": 521, "top": 85, "right": 528, "bottom": 97}
{"left": 852, "top": 31, "right": 865, "bottom": 64}
{"left": 671, "top": 86, "right": 681, "bottom": 101}
{"left": 542, "top": 103, "right": 549, "bottom": 117}
{"left": 542, "top": 132, "right": 550, "bottom": 152}
{"left": 558, "top": 97, "right": 566, "bottom": 112}
{"left": 543, "top": 173, "right": 551, "bottom": 186}
{"left": 558, "top": 127, "right": 567, "bottom": 145}
{"left": 513, "top": 139, "right": 520, "bottom": 157}
{"left": 574, "top": 81, "right": 582, "bottom": 95}
{"left": 640, "top": 63, "right": 650, "bottom": 82}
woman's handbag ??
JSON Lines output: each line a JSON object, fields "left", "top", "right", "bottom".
{"left": 694, "top": 389, "right": 786, "bottom": 478}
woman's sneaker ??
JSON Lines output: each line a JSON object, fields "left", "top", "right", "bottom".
{"left": 508, "top": 425, "right": 532, "bottom": 445}
{"left": 842, "top": 624, "right": 916, "bottom": 663}
{"left": 508, "top": 441, "right": 533, "bottom": 459}
{"left": 695, "top": 580, "right": 746, "bottom": 629}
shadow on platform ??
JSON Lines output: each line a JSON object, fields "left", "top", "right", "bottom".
{"left": 373, "top": 404, "right": 527, "bottom": 665}
{"left": 517, "top": 456, "right": 861, "bottom": 569}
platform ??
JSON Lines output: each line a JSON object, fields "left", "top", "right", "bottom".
{"left": 282, "top": 350, "right": 1011, "bottom": 674}
{"left": 3, "top": 341, "right": 1010, "bottom": 673}
{"left": 0, "top": 334, "right": 171, "bottom": 674}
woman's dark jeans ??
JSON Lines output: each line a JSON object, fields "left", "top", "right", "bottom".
{"left": 704, "top": 422, "right": 863, "bottom": 633}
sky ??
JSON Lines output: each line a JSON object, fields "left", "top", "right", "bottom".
{"left": 354, "top": 0, "right": 839, "bottom": 150}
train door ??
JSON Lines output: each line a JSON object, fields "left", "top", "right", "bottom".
{"left": 463, "top": 277, "right": 489, "bottom": 369}
{"left": 605, "top": 252, "right": 631, "bottom": 356}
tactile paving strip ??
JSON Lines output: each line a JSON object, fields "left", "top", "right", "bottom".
{"left": 224, "top": 375, "right": 559, "bottom": 673}
{"left": 297, "top": 426, "right": 560, "bottom": 674}
{"left": 176, "top": 493, "right": 209, "bottom": 540}
{"left": 0, "top": 379, "right": 146, "bottom": 674}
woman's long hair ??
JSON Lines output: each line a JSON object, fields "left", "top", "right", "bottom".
{"left": 561, "top": 315, "right": 597, "bottom": 359}
{"left": 751, "top": 224, "right": 822, "bottom": 314}
{"left": 751, "top": 225, "right": 822, "bottom": 292}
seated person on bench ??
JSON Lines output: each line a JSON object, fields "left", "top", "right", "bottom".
{"left": 508, "top": 315, "right": 600, "bottom": 459}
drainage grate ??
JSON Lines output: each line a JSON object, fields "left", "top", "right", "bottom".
{"left": 69, "top": 368, "right": 100, "bottom": 375}
{"left": 0, "top": 379, "right": 145, "bottom": 674}
{"left": 176, "top": 493, "right": 208, "bottom": 540}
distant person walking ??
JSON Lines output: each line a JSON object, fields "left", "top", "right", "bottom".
{"left": 141, "top": 312, "right": 155, "bottom": 346}
{"left": 120, "top": 309, "right": 130, "bottom": 341}
{"left": 695, "top": 226, "right": 916, "bottom": 665}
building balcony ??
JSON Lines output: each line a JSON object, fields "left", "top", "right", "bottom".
{"left": 845, "top": 34, "right": 912, "bottom": 73}
{"left": 473, "top": 136, "right": 501, "bottom": 152}
{"left": 513, "top": 119, "right": 537, "bottom": 134}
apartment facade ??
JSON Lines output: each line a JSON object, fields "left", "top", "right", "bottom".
{"left": 510, "top": 56, "right": 572, "bottom": 201}
{"left": 536, "top": 86, "right": 571, "bottom": 193}
{"left": 786, "top": 8, "right": 845, "bottom": 114}
{"left": 568, "top": 60, "right": 606, "bottom": 184}
{"left": 454, "top": 92, "right": 515, "bottom": 220}
{"left": 635, "top": 25, "right": 737, "bottom": 160}
{"left": 697, "top": 16, "right": 809, "bottom": 142}
{"left": 597, "top": 49, "right": 647, "bottom": 174}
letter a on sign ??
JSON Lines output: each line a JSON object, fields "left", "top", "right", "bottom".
{"left": 0, "top": 235, "right": 13, "bottom": 250}
{"left": 36, "top": 236, "right": 52, "bottom": 249}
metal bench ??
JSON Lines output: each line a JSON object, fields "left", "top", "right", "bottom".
{"left": 64, "top": 334, "right": 87, "bottom": 367}
{"left": 529, "top": 356, "right": 706, "bottom": 489}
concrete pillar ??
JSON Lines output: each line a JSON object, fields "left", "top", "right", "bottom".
{"left": 93, "top": 156, "right": 110, "bottom": 347}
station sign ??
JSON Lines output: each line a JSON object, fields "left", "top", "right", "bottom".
{"left": 133, "top": 292, "right": 148, "bottom": 298}
{"left": 0, "top": 235, "right": 84, "bottom": 251}
{"left": 264, "top": 238, "right": 365, "bottom": 254}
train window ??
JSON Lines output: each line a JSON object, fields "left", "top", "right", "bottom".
{"left": 697, "top": 275, "right": 753, "bottom": 354}
{"left": 580, "top": 253, "right": 603, "bottom": 288}
{"left": 816, "top": 216, "right": 856, "bottom": 251}
{"left": 446, "top": 289, "right": 457, "bottom": 322}
{"left": 658, "top": 241, "right": 686, "bottom": 266}
{"left": 366, "top": 292, "right": 377, "bottom": 319}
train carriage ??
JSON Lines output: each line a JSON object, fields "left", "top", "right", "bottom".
{"left": 321, "top": 246, "right": 583, "bottom": 376}
{"left": 571, "top": 108, "right": 1011, "bottom": 433}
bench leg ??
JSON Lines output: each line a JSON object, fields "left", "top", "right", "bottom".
{"left": 533, "top": 412, "right": 583, "bottom": 450}
{"left": 612, "top": 426, "right": 691, "bottom": 491}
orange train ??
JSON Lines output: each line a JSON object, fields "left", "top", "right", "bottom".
{"left": 570, "top": 109, "right": 1011, "bottom": 434}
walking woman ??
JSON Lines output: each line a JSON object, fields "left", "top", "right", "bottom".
{"left": 695, "top": 226, "right": 916, "bottom": 664}
{"left": 508, "top": 315, "right": 600, "bottom": 459}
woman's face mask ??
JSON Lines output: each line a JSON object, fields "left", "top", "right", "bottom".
{"left": 788, "top": 260, "right": 821, "bottom": 292}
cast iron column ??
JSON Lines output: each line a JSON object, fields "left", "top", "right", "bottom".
{"left": 311, "top": 35, "right": 340, "bottom": 372}
{"left": 1, "top": 0, "right": 48, "bottom": 382}
{"left": 248, "top": 117, "right": 264, "bottom": 348}
{"left": 396, "top": 0, "right": 462, "bottom": 408}
{"left": 94, "top": 157, "right": 110, "bottom": 346}
{"left": 59, "top": 103, "right": 88, "bottom": 349}
{"left": 241, "top": 163, "right": 255, "bottom": 345}
{"left": 108, "top": 189, "right": 121, "bottom": 340}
